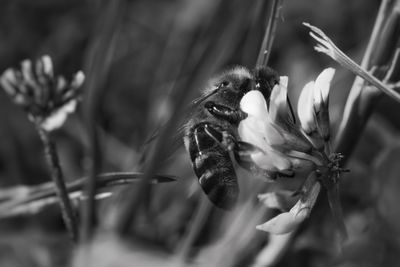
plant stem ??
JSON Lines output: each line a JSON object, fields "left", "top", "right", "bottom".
{"left": 256, "top": 0, "right": 283, "bottom": 67}
{"left": 37, "top": 125, "right": 78, "bottom": 242}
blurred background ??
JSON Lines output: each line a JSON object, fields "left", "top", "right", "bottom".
{"left": 1, "top": 0, "right": 400, "bottom": 266}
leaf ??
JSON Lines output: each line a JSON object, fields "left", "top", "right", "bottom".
{"left": 0, "top": 172, "right": 176, "bottom": 219}
{"left": 256, "top": 212, "right": 299, "bottom": 234}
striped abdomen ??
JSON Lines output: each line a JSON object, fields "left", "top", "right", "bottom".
{"left": 185, "top": 122, "right": 238, "bottom": 209}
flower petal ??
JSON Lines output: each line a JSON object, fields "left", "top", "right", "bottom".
{"left": 258, "top": 190, "right": 298, "bottom": 211}
{"left": 41, "top": 100, "right": 77, "bottom": 131}
{"left": 297, "top": 81, "right": 316, "bottom": 134}
{"left": 238, "top": 116, "right": 290, "bottom": 171}
{"left": 41, "top": 55, "right": 54, "bottom": 77}
{"left": 0, "top": 69, "right": 18, "bottom": 96}
{"left": 238, "top": 116, "right": 268, "bottom": 148}
{"left": 251, "top": 149, "right": 292, "bottom": 171}
{"left": 240, "top": 90, "right": 269, "bottom": 120}
{"left": 71, "top": 71, "right": 85, "bottom": 90}
{"left": 256, "top": 212, "right": 299, "bottom": 234}
{"left": 269, "top": 77, "right": 288, "bottom": 123}
{"left": 313, "top": 68, "right": 335, "bottom": 110}
{"left": 239, "top": 91, "right": 283, "bottom": 145}
{"left": 257, "top": 179, "right": 321, "bottom": 234}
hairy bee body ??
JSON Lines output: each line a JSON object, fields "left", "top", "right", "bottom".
{"left": 184, "top": 81, "right": 244, "bottom": 209}
{"left": 184, "top": 66, "right": 279, "bottom": 209}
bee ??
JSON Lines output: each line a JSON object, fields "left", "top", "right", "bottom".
{"left": 184, "top": 65, "right": 281, "bottom": 209}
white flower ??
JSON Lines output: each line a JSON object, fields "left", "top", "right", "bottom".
{"left": 237, "top": 67, "right": 345, "bottom": 236}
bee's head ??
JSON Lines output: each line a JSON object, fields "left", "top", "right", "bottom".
{"left": 209, "top": 66, "right": 253, "bottom": 94}
{"left": 253, "top": 66, "right": 280, "bottom": 101}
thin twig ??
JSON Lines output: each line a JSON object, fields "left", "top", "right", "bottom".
{"left": 37, "top": 126, "right": 78, "bottom": 241}
{"left": 333, "top": 0, "right": 393, "bottom": 158}
{"left": 256, "top": 0, "right": 283, "bottom": 67}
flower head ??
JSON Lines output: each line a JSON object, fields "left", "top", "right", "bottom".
{"left": 0, "top": 55, "right": 84, "bottom": 131}
{"left": 238, "top": 68, "right": 347, "bottom": 238}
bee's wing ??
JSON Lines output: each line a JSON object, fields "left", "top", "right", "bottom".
{"left": 142, "top": 99, "right": 199, "bottom": 158}
{"left": 142, "top": 124, "right": 185, "bottom": 160}
{"left": 143, "top": 84, "right": 212, "bottom": 153}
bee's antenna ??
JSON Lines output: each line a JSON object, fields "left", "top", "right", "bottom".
{"left": 193, "top": 89, "right": 219, "bottom": 105}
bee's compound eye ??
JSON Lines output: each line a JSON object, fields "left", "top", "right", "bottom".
{"left": 219, "top": 81, "right": 230, "bottom": 88}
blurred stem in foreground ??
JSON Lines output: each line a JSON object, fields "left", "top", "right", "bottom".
{"left": 80, "top": 0, "right": 124, "bottom": 243}
{"left": 36, "top": 125, "right": 78, "bottom": 241}
{"left": 111, "top": 0, "right": 256, "bottom": 235}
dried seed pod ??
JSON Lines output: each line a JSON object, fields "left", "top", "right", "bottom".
{"left": 0, "top": 55, "right": 85, "bottom": 131}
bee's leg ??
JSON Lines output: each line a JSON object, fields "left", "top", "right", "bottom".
{"left": 203, "top": 123, "right": 236, "bottom": 151}
{"left": 204, "top": 101, "right": 247, "bottom": 124}
{"left": 203, "top": 123, "right": 296, "bottom": 181}
{"left": 202, "top": 123, "right": 259, "bottom": 154}
{"left": 202, "top": 123, "right": 293, "bottom": 181}
{"left": 203, "top": 124, "right": 279, "bottom": 181}
{"left": 233, "top": 151, "right": 278, "bottom": 181}
{"left": 234, "top": 148, "right": 295, "bottom": 180}
{"left": 235, "top": 141, "right": 265, "bottom": 156}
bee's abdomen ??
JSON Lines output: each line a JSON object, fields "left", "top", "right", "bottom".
{"left": 186, "top": 122, "right": 238, "bottom": 209}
